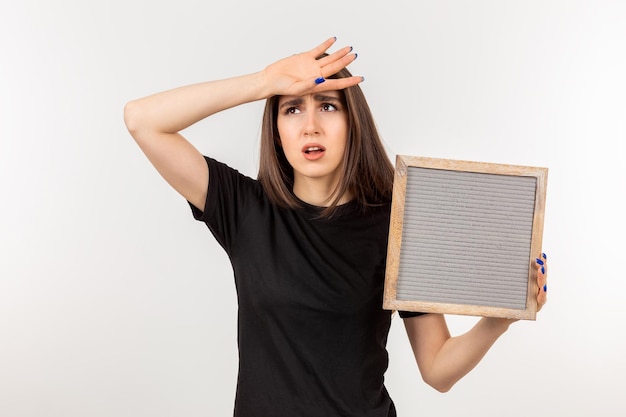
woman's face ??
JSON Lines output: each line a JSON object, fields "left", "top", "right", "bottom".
{"left": 276, "top": 91, "right": 349, "bottom": 198}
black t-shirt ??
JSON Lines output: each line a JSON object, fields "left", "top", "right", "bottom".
{"left": 190, "top": 157, "right": 422, "bottom": 417}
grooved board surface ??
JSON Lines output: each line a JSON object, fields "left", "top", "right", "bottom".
{"left": 396, "top": 167, "right": 537, "bottom": 309}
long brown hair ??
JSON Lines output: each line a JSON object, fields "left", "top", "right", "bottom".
{"left": 257, "top": 65, "right": 394, "bottom": 218}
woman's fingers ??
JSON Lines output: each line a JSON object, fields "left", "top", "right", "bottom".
{"left": 314, "top": 75, "right": 364, "bottom": 91}
{"left": 304, "top": 38, "right": 361, "bottom": 88}
{"left": 308, "top": 36, "right": 338, "bottom": 59}
{"left": 310, "top": 43, "right": 362, "bottom": 91}
{"left": 535, "top": 253, "right": 548, "bottom": 311}
{"left": 318, "top": 47, "right": 358, "bottom": 79}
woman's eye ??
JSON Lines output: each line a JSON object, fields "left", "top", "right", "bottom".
{"left": 285, "top": 107, "right": 300, "bottom": 115}
{"left": 321, "top": 103, "right": 337, "bottom": 112}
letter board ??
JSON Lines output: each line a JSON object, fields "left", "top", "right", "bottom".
{"left": 383, "top": 155, "right": 548, "bottom": 320}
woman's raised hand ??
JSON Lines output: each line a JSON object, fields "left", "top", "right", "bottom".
{"left": 262, "top": 37, "right": 363, "bottom": 97}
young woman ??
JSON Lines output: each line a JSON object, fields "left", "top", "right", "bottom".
{"left": 124, "top": 37, "right": 548, "bottom": 417}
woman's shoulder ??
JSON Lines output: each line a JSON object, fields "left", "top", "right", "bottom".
{"left": 203, "top": 155, "right": 267, "bottom": 210}
{"left": 206, "top": 156, "right": 262, "bottom": 189}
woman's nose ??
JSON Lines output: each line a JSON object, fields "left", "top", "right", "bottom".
{"left": 303, "top": 110, "right": 320, "bottom": 136}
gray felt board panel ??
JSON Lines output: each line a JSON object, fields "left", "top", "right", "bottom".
{"left": 383, "top": 156, "right": 548, "bottom": 320}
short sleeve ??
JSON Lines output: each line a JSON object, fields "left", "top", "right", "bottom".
{"left": 188, "top": 156, "right": 262, "bottom": 254}
{"left": 398, "top": 310, "right": 427, "bottom": 319}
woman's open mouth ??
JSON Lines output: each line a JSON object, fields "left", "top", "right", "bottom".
{"left": 303, "top": 144, "right": 326, "bottom": 161}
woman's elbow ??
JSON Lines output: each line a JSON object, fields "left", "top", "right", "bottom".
{"left": 422, "top": 374, "right": 455, "bottom": 393}
{"left": 123, "top": 100, "right": 145, "bottom": 136}
{"left": 124, "top": 100, "right": 150, "bottom": 140}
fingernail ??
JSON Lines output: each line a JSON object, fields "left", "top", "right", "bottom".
{"left": 314, "top": 77, "right": 326, "bottom": 85}
{"left": 542, "top": 253, "right": 547, "bottom": 260}
{"left": 543, "top": 284, "right": 547, "bottom": 292}
{"left": 536, "top": 258, "right": 544, "bottom": 266}
{"left": 360, "top": 76, "right": 365, "bottom": 82}
{"left": 349, "top": 46, "right": 353, "bottom": 52}
{"left": 541, "top": 266, "right": 545, "bottom": 274}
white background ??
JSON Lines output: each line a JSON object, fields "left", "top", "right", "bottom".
{"left": 1, "top": 1, "right": 624, "bottom": 416}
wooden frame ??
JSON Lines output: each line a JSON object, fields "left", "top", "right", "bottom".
{"left": 383, "top": 155, "right": 548, "bottom": 320}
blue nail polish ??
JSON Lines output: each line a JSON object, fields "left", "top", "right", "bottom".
{"left": 536, "top": 258, "right": 544, "bottom": 266}
{"left": 542, "top": 253, "right": 547, "bottom": 260}
{"left": 543, "top": 284, "right": 547, "bottom": 292}
{"left": 541, "top": 266, "right": 545, "bottom": 274}
{"left": 314, "top": 77, "right": 326, "bottom": 85}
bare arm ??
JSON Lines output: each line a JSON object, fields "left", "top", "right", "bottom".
{"left": 123, "top": 37, "right": 362, "bottom": 211}
{"left": 404, "top": 255, "right": 548, "bottom": 392}
{"left": 123, "top": 74, "right": 269, "bottom": 210}
{"left": 403, "top": 313, "right": 513, "bottom": 393}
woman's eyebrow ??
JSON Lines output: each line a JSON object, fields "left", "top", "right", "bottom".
{"left": 278, "top": 94, "right": 341, "bottom": 111}
{"left": 278, "top": 97, "right": 303, "bottom": 111}
{"left": 313, "top": 94, "right": 341, "bottom": 103}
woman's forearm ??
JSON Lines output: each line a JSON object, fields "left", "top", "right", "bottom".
{"left": 124, "top": 71, "right": 269, "bottom": 135}
{"left": 428, "top": 317, "right": 513, "bottom": 392}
